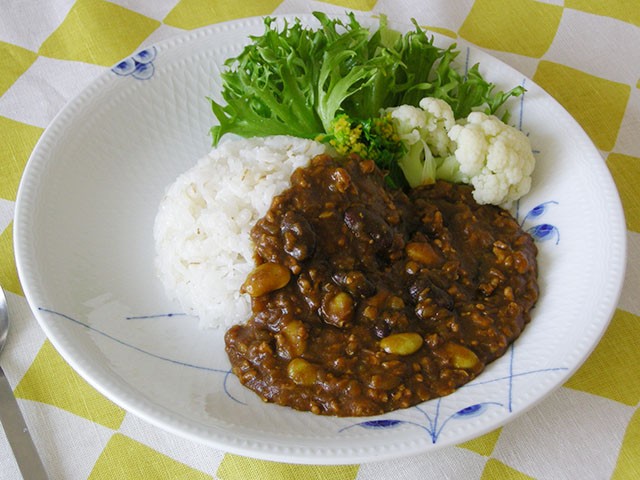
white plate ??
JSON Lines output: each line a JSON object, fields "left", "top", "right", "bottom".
{"left": 14, "top": 14, "right": 626, "bottom": 464}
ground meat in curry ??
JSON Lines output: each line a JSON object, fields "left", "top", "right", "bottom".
{"left": 225, "top": 154, "right": 539, "bottom": 417}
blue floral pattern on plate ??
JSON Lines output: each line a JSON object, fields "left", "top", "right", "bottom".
{"left": 519, "top": 200, "right": 560, "bottom": 244}
{"left": 112, "top": 47, "right": 157, "bottom": 80}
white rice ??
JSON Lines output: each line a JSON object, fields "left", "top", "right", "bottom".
{"left": 153, "top": 135, "right": 328, "bottom": 328}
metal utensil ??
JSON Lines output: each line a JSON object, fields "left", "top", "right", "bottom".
{"left": 0, "top": 287, "right": 49, "bottom": 479}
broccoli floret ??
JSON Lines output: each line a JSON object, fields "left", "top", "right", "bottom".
{"left": 318, "top": 113, "right": 406, "bottom": 187}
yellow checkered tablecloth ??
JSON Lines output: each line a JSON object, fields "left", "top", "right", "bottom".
{"left": 1, "top": 0, "right": 639, "bottom": 478}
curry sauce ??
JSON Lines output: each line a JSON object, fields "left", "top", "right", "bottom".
{"left": 225, "top": 154, "right": 538, "bottom": 416}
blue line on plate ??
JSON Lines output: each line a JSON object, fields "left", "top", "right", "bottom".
{"left": 462, "top": 367, "right": 569, "bottom": 388}
{"left": 126, "top": 313, "right": 189, "bottom": 320}
{"left": 38, "top": 307, "right": 229, "bottom": 374}
{"left": 518, "top": 78, "right": 526, "bottom": 131}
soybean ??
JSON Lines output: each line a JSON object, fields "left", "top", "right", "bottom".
{"left": 287, "top": 358, "right": 318, "bottom": 386}
{"left": 241, "top": 262, "right": 290, "bottom": 297}
{"left": 441, "top": 342, "right": 480, "bottom": 369}
{"left": 380, "top": 333, "right": 423, "bottom": 356}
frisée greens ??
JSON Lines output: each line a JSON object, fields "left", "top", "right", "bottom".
{"left": 209, "top": 12, "right": 528, "bottom": 195}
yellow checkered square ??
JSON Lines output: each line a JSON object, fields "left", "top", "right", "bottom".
{"left": 217, "top": 454, "right": 359, "bottom": 480}
{"left": 606, "top": 153, "right": 640, "bottom": 233}
{"left": 14, "top": 340, "right": 127, "bottom": 429}
{"left": 564, "top": 309, "right": 640, "bottom": 406}
{"left": 89, "top": 434, "right": 212, "bottom": 479}
{"left": 163, "top": 0, "right": 284, "bottom": 30}
{"left": 38, "top": 0, "right": 160, "bottom": 66}
{"left": 0, "top": 116, "right": 43, "bottom": 201}
{"left": 481, "top": 458, "right": 535, "bottom": 480}
{"left": 317, "top": 0, "right": 378, "bottom": 11}
{"left": 458, "top": 428, "right": 502, "bottom": 457}
{"left": 566, "top": 0, "right": 640, "bottom": 27}
{"left": 533, "top": 61, "right": 630, "bottom": 151}
{"left": 458, "top": 0, "right": 563, "bottom": 57}
{"left": 0, "top": 41, "right": 37, "bottom": 96}
{"left": 612, "top": 409, "right": 640, "bottom": 479}
{"left": 0, "top": 222, "right": 21, "bottom": 296}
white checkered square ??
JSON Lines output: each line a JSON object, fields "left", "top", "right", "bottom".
{"left": 0, "top": 0, "right": 73, "bottom": 51}
{"left": 106, "top": 0, "right": 181, "bottom": 21}
{"left": 118, "top": 413, "right": 225, "bottom": 475}
{"left": 357, "top": 446, "right": 487, "bottom": 479}
{"left": 614, "top": 89, "right": 640, "bottom": 159}
{"left": 379, "top": 0, "right": 475, "bottom": 33}
{"left": 3, "top": 293, "right": 47, "bottom": 385}
{"left": 545, "top": 9, "right": 640, "bottom": 85}
{"left": 27, "top": 403, "right": 114, "bottom": 480}
{"left": 274, "top": 0, "right": 370, "bottom": 16}
{"left": 618, "top": 231, "right": 640, "bottom": 316}
{"left": 0, "top": 200, "right": 14, "bottom": 237}
{"left": 492, "top": 387, "right": 635, "bottom": 480}
{"left": 0, "top": 57, "right": 105, "bottom": 128}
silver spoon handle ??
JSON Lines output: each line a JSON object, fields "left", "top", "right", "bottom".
{"left": 0, "top": 365, "right": 49, "bottom": 479}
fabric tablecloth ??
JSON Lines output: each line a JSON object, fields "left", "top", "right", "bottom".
{"left": 1, "top": 0, "right": 639, "bottom": 479}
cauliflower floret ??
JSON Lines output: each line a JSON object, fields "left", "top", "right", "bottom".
{"left": 387, "top": 98, "right": 455, "bottom": 156}
{"left": 385, "top": 99, "right": 457, "bottom": 187}
{"left": 387, "top": 104, "right": 428, "bottom": 145}
{"left": 448, "top": 112, "right": 535, "bottom": 206}
{"left": 418, "top": 97, "right": 455, "bottom": 157}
